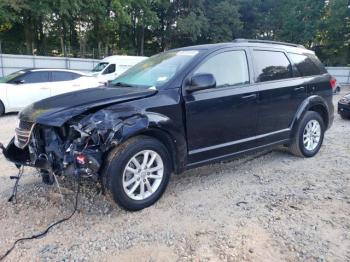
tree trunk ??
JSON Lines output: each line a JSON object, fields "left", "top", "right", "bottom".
{"left": 23, "top": 17, "right": 33, "bottom": 55}
{"left": 61, "top": 37, "right": 66, "bottom": 57}
{"left": 140, "top": 22, "right": 145, "bottom": 56}
{"left": 98, "top": 41, "right": 102, "bottom": 58}
{"left": 133, "top": 13, "right": 138, "bottom": 54}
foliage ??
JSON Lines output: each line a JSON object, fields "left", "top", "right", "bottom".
{"left": 0, "top": 0, "right": 348, "bottom": 65}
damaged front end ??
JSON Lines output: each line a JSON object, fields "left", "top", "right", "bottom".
{"left": 2, "top": 108, "right": 149, "bottom": 180}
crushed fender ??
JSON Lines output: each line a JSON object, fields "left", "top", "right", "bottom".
{"left": 2, "top": 108, "right": 150, "bottom": 180}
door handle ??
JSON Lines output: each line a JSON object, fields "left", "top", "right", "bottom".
{"left": 294, "top": 86, "right": 305, "bottom": 91}
{"left": 241, "top": 94, "right": 257, "bottom": 100}
{"left": 40, "top": 87, "right": 49, "bottom": 90}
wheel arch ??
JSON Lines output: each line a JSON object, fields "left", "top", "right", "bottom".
{"left": 0, "top": 99, "right": 5, "bottom": 115}
{"left": 78, "top": 108, "right": 187, "bottom": 175}
{"left": 308, "top": 104, "right": 329, "bottom": 128}
{"left": 123, "top": 128, "right": 185, "bottom": 174}
{"left": 291, "top": 95, "right": 330, "bottom": 138}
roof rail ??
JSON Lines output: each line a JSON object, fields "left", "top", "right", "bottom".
{"left": 233, "top": 38, "right": 306, "bottom": 49}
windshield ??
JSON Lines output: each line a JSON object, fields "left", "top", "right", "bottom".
{"left": 110, "top": 50, "right": 199, "bottom": 88}
{"left": 92, "top": 62, "right": 109, "bottom": 72}
{"left": 0, "top": 71, "right": 26, "bottom": 83}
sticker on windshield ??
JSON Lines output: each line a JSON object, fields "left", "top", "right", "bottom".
{"left": 157, "top": 76, "right": 168, "bottom": 82}
{"left": 176, "top": 51, "right": 199, "bottom": 56}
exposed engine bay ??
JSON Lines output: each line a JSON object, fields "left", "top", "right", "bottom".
{"left": 4, "top": 108, "right": 149, "bottom": 179}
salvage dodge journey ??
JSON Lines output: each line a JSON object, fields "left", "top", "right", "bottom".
{"left": 2, "top": 39, "right": 334, "bottom": 211}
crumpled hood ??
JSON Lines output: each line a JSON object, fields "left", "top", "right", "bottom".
{"left": 19, "top": 87, "right": 157, "bottom": 126}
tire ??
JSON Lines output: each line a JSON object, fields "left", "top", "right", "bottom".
{"left": 289, "top": 111, "right": 325, "bottom": 158}
{"left": 0, "top": 100, "right": 4, "bottom": 116}
{"left": 102, "top": 136, "right": 171, "bottom": 211}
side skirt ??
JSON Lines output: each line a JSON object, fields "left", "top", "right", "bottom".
{"left": 185, "top": 139, "right": 290, "bottom": 170}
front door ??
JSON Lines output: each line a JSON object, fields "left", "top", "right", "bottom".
{"left": 101, "top": 64, "right": 117, "bottom": 81}
{"left": 7, "top": 71, "right": 51, "bottom": 110}
{"left": 184, "top": 49, "right": 258, "bottom": 164}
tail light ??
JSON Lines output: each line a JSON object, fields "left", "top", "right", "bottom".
{"left": 330, "top": 77, "right": 336, "bottom": 90}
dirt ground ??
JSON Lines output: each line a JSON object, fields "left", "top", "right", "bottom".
{"left": 0, "top": 89, "right": 349, "bottom": 262}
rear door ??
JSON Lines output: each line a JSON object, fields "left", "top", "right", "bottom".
{"left": 184, "top": 48, "right": 258, "bottom": 164}
{"left": 7, "top": 71, "right": 51, "bottom": 110}
{"left": 252, "top": 49, "right": 306, "bottom": 141}
{"left": 50, "top": 71, "right": 83, "bottom": 96}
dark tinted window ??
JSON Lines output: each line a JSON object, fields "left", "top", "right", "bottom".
{"left": 52, "top": 72, "right": 73, "bottom": 82}
{"left": 71, "top": 72, "right": 81, "bottom": 80}
{"left": 21, "top": 71, "right": 49, "bottom": 83}
{"left": 307, "top": 54, "right": 327, "bottom": 74}
{"left": 288, "top": 53, "right": 323, "bottom": 76}
{"left": 253, "top": 51, "right": 292, "bottom": 82}
{"left": 194, "top": 50, "right": 249, "bottom": 87}
{"left": 103, "top": 64, "right": 116, "bottom": 75}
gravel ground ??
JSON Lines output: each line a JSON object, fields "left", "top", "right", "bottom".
{"left": 0, "top": 90, "right": 349, "bottom": 262}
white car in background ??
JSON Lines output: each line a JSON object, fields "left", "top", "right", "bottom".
{"left": 91, "top": 55, "right": 147, "bottom": 83}
{"left": 0, "top": 68, "right": 102, "bottom": 115}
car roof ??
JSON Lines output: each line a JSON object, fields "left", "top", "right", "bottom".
{"left": 171, "top": 39, "right": 314, "bottom": 55}
{"left": 100, "top": 55, "right": 148, "bottom": 62}
{"left": 24, "top": 68, "right": 87, "bottom": 75}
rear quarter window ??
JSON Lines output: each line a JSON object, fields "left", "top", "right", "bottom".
{"left": 252, "top": 50, "right": 293, "bottom": 82}
{"left": 71, "top": 73, "right": 82, "bottom": 80}
{"left": 288, "top": 53, "right": 326, "bottom": 76}
{"left": 306, "top": 54, "right": 327, "bottom": 74}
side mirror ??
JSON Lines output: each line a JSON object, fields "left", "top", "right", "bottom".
{"left": 186, "top": 73, "right": 216, "bottom": 93}
{"left": 14, "top": 79, "right": 25, "bottom": 85}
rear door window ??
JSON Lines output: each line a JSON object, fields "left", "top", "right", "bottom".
{"left": 194, "top": 50, "right": 250, "bottom": 88}
{"left": 288, "top": 53, "right": 324, "bottom": 76}
{"left": 252, "top": 50, "right": 293, "bottom": 82}
{"left": 52, "top": 71, "right": 82, "bottom": 81}
{"left": 52, "top": 71, "right": 73, "bottom": 82}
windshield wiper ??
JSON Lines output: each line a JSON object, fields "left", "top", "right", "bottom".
{"left": 112, "top": 82, "right": 134, "bottom": 87}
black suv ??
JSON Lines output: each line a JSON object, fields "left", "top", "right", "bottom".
{"left": 2, "top": 39, "right": 334, "bottom": 211}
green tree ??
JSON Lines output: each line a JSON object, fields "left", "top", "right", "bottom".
{"left": 317, "top": 0, "right": 350, "bottom": 65}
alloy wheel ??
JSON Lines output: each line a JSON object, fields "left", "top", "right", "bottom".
{"left": 303, "top": 119, "right": 321, "bottom": 151}
{"left": 122, "top": 150, "right": 164, "bottom": 201}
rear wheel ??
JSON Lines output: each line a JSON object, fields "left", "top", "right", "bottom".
{"left": 0, "top": 101, "right": 4, "bottom": 116}
{"left": 102, "top": 136, "right": 171, "bottom": 211}
{"left": 289, "top": 111, "right": 325, "bottom": 157}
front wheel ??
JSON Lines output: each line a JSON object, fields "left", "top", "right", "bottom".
{"left": 102, "top": 136, "right": 171, "bottom": 211}
{"left": 289, "top": 111, "right": 325, "bottom": 157}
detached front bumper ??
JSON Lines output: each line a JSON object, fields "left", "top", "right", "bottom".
{"left": 1, "top": 138, "right": 52, "bottom": 170}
